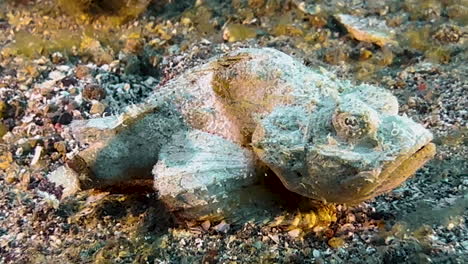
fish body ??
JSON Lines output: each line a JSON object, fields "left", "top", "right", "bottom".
{"left": 71, "top": 48, "right": 435, "bottom": 217}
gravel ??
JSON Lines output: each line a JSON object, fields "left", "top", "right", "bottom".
{"left": 0, "top": 0, "right": 466, "bottom": 263}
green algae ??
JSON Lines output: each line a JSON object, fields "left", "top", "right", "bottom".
{"left": 434, "top": 128, "right": 468, "bottom": 147}
{"left": 3, "top": 31, "right": 78, "bottom": 58}
{"left": 57, "top": 0, "right": 150, "bottom": 26}
{"left": 403, "top": 197, "right": 467, "bottom": 230}
{"left": 404, "top": 0, "right": 442, "bottom": 21}
{"left": 400, "top": 26, "right": 455, "bottom": 64}
{"left": 426, "top": 46, "right": 452, "bottom": 64}
{"left": 181, "top": 5, "right": 215, "bottom": 36}
{"left": 2, "top": 27, "right": 127, "bottom": 60}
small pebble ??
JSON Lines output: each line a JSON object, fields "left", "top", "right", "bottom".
{"left": 328, "top": 237, "right": 345, "bottom": 248}
{"left": 75, "top": 65, "right": 91, "bottom": 79}
{"left": 54, "top": 112, "right": 73, "bottom": 125}
{"left": 287, "top": 228, "right": 302, "bottom": 238}
{"left": 313, "top": 249, "right": 321, "bottom": 258}
{"left": 90, "top": 101, "right": 107, "bottom": 115}
{"left": 213, "top": 221, "right": 230, "bottom": 233}
{"left": 201, "top": 220, "right": 211, "bottom": 231}
{"left": 83, "top": 84, "right": 106, "bottom": 101}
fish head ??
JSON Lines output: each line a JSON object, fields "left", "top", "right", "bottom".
{"left": 252, "top": 85, "right": 435, "bottom": 204}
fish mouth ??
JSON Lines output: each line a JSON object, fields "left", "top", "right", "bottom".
{"left": 368, "top": 142, "right": 436, "bottom": 197}
{"left": 311, "top": 140, "right": 436, "bottom": 205}
{"left": 333, "top": 142, "right": 437, "bottom": 205}
{"left": 300, "top": 137, "right": 437, "bottom": 204}
{"left": 349, "top": 114, "right": 437, "bottom": 202}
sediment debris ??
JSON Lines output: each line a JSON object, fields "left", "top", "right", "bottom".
{"left": 46, "top": 165, "right": 81, "bottom": 198}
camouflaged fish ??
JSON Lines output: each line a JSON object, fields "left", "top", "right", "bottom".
{"left": 70, "top": 48, "right": 435, "bottom": 219}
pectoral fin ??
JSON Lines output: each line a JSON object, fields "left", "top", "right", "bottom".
{"left": 153, "top": 130, "right": 261, "bottom": 219}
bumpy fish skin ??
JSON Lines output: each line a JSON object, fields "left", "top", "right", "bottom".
{"left": 71, "top": 48, "right": 435, "bottom": 216}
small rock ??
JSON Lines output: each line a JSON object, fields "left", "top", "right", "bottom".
{"left": 19, "top": 171, "right": 31, "bottom": 190}
{"left": 447, "top": 222, "right": 455, "bottom": 230}
{"left": 337, "top": 223, "right": 355, "bottom": 233}
{"left": 143, "top": 76, "right": 158, "bottom": 87}
{"left": 75, "top": 65, "right": 91, "bottom": 79}
{"left": 83, "top": 84, "right": 106, "bottom": 101}
{"left": 268, "top": 234, "right": 280, "bottom": 244}
{"left": 288, "top": 228, "right": 302, "bottom": 238}
{"left": 433, "top": 24, "right": 462, "bottom": 43}
{"left": 69, "top": 87, "right": 79, "bottom": 95}
{"left": 61, "top": 76, "right": 78, "bottom": 87}
{"left": 0, "top": 100, "right": 6, "bottom": 119}
{"left": 37, "top": 190, "right": 60, "bottom": 209}
{"left": 407, "top": 97, "right": 417, "bottom": 108}
{"left": 37, "top": 80, "right": 56, "bottom": 90}
{"left": 0, "top": 151, "right": 13, "bottom": 170}
{"left": 50, "top": 152, "right": 62, "bottom": 161}
{"left": 53, "top": 141, "right": 67, "bottom": 154}
{"left": 30, "top": 145, "right": 43, "bottom": 166}
{"left": 51, "top": 52, "right": 65, "bottom": 64}
{"left": 124, "top": 37, "right": 144, "bottom": 54}
{"left": 90, "top": 101, "right": 107, "bottom": 115}
{"left": 2, "top": 132, "right": 14, "bottom": 145}
{"left": 253, "top": 241, "right": 263, "bottom": 249}
{"left": 5, "top": 171, "right": 17, "bottom": 184}
{"left": 328, "top": 237, "right": 345, "bottom": 248}
{"left": 313, "top": 249, "right": 321, "bottom": 258}
{"left": 56, "top": 65, "right": 71, "bottom": 72}
{"left": 0, "top": 122, "right": 7, "bottom": 139}
{"left": 47, "top": 165, "right": 81, "bottom": 198}
{"left": 460, "top": 240, "right": 468, "bottom": 249}
{"left": 213, "top": 221, "right": 230, "bottom": 233}
{"left": 54, "top": 112, "right": 73, "bottom": 125}
{"left": 335, "top": 14, "right": 396, "bottom": 47}
{"left": 359, "top": 48, "right": 373, "bottom": 60}
{"left": 346, "top": 213, "right": 356, "bottom": 222}
{"left": 294, "top": 0, "right": 321, "bottom": 15}
{"left": 201, "top": 220, "right": 211, "bottom": 231}
{"left": 48, "top": 71, "right": 66, "bottom": 81}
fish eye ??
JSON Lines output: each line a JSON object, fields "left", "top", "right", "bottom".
{"left": 332, "top": 112, "right": 370, "bottom": 140}
{"left": 344, "top": 116, "right": 358, "bottom": 128}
